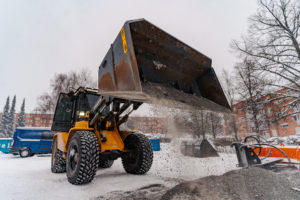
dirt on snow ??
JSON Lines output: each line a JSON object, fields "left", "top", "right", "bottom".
{"left": 100, "top": 167, "right": 300, "bottom": 200}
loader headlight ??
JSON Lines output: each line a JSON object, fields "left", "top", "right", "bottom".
{"left": 79, "top": 111, "right": 86, "bottom": 117}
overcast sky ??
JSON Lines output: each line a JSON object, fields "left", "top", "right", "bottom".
{"left": 0, "top": 0, "right": 257, "bottom": 113}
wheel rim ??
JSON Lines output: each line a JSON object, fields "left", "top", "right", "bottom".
{"left": 21, "top": 150, "right": 29, "bottom": 157}
{"left": 69, "top": 144, "right": 79, "bottom": 171}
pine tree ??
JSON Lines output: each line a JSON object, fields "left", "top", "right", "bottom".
{"left": 17, "top": 98, "right": 25, "bottom": 127}
{"left": 0, "top": 96, "right": 10, "bottom": 137}
{"left": 8, "top": 95, "right": 16, "bottom": 137}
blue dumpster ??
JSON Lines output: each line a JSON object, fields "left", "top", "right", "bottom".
{"left": 150, "top": 139, "right": 160, "bottom": 151}
{"left": 0, "top": 138, "right": 12, "bottom": 153}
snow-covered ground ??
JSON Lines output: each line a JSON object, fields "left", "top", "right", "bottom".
{"left": 0, "top": 141, "right": 238, "bottom": 200}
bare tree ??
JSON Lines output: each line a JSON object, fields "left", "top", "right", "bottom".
{"left": 232, "top": 0, "right": 300, "bottom": 120}
{"left": 36, "top": 68, "right": 97, "bottom": 114}
{"left": 209, "top": 112, "right": 223, "bottom": 140}
{"left": 234, "top": 58, "right": 268, "bottom": 136}
{"left": 187, "top": 111, "right": 211, "bottom": 139}
{"left": 149, "top": 105, "right": 214, "bottom": 139}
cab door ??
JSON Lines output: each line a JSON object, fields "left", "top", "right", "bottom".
{"left": 51, "top": 93, "right": 74, "bottom": 132}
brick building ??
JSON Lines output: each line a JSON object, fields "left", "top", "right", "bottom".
{"left": 0, "top": 113, "right": 167, "bottom": 134}
{"left": 126, "top": 117, "right": 167, "bottom": 134}
{"left": 225, "top": 86, "right": 300, "bottom": 138}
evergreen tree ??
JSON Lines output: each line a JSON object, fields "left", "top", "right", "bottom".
{"left": 17, "top": 98, "right": 25, "bottom": 127}
{"left": 0, "top": 96, "right": 10, "bottom": 137}
{"left": 8, "top": 95, "right": 16, "bottom": 137}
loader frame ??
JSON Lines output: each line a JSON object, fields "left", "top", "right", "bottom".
{"left": 51, "top": 87, "right": 142, "bottom": 159}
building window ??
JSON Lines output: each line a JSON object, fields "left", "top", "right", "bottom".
{"left": 248, "top": 121, "right": 254, "bottom": 127}
{"left": 246, "top": 111, "right": 253, "bottom": 118}
{"left": 293, "top": 115, "right": 298, "bottom": 121}
{"left": 287, "top": 90, "right": 293, "bottom": 95}
{"left": 264, "top": 132, "right": 270, "bottom": 138}
{"left": 271, "top": 130, "right": 278, "bottom": 137}
{"left": 279, "top": 123, "right": 289, "bottom": 128}
{"left": 294, "top": 105, "right": 300, "bottom": 112}
{"left": 275, "top": 100, "right": 283, "bottom": 105}
{"left": 267, "top": 108, "right": 272, "bottom": 114}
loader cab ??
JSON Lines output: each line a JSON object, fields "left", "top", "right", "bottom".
{"left": 75, "top": 92, "right": 99, "bottom": 121}
{"left": 51, "top": 89, "right": 100, "bottom": 132}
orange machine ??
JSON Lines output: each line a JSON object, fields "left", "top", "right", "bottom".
{"left": 232, "top": 136, "right": 300, "bottom": 167}
{"left": 257, "top": 144, "right": 300, "bottom": 165}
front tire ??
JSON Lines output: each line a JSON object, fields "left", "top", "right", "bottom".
{"left": 19, "top": 148, "right": 30, "bottom": 158}
{"left": 51, "top": 139, "right": 66, "bottom": 173}
{"left": 66, "top": 131, "right": 99, "bottom": 185}
{"left": 122, "top": 134, "right": 153, "bottom": 174}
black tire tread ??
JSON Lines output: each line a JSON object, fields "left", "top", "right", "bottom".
{"left": 67, "top": 131, "right": 99, "bottom": 185}
{"left": 122, "top": 133, "right": 153, "bottom": 174}
{"left": 51, "top": 140, "right": 66, "bottom": 173}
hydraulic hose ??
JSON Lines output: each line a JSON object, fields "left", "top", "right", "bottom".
{"left": 249, "top": 143, "right": 292, "bottom": 166}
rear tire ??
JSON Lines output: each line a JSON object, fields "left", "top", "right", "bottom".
{"left": 122, "top": 134, "right": 153, "bottom": 174}
{"left": 99, "top": 159, "right": 114, "bottom": 168}
{"left": 51, "top": 139, "right": 66, "bottom": 173}
{"left": 66, "top": 131, "right": 99, "bottom": 185}
{"left": 19, "top": 148, "right": 30, "bottom": 158}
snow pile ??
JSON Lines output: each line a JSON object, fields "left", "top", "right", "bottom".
{"left": 150, "top": 140, "right": 237, "bottom": 180}
{"left": 161, "top": 167, "right": 300, "bottom": 200}
{"left": 267, "top": 135, "right": 300, "bottom": 145}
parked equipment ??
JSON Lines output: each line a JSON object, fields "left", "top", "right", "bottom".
{"left": 232, "top": 135, "right": 298, "bottom": 168}
{"left": 9, "top": 127, "right": 54, "bottom": 158}
{"left": 51, "top": 19, "right": 230, "bottom": 185}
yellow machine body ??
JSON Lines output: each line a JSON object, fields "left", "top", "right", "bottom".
{"left": 52, "top": 119, "right": 136, "bottom": 155}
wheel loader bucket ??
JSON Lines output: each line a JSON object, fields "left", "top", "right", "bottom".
{"left": 98, "top": 19, "right": 230, "bottom": 112}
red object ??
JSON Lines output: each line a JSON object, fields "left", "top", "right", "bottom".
{"left": 10, "top": 139, "right": 14, "bottom": 148}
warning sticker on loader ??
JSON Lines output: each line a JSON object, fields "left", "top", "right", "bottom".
{"left": 121, "top": 28, "right": 128, "bottom": 54}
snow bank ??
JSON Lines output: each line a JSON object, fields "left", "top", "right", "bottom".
{"left": 0, "top": 142, "right": 237, "bottom": 200}
{"left": 150, "top": 140, "right": 238, "bottom": 180}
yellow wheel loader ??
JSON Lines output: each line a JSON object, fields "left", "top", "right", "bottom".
{"left": 51, "top": 19, "right": 230, "bottom": 185}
